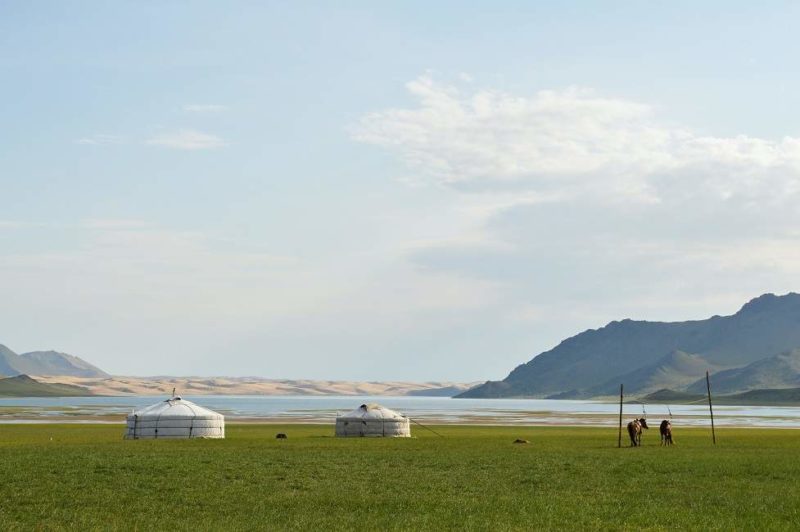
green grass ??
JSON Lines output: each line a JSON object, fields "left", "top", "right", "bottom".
{"left": 1, "top": 424, "right": 799, "bottom": 530}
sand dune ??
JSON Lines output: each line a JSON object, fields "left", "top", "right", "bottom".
{"left": 32, "top": 375, "right": 478, "bottom": 397}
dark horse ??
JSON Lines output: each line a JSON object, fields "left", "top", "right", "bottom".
{"left": 627, "top": 417, "right": 649, "bottom": 446}
{"left": 660, "top": 420, "right": 674, "bottom": 446}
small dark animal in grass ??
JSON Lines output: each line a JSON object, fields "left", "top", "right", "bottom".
{"left": 627, "top": 418, "right": 649, "bottom": 447}
{"left": 513, "top": 439, "right": 529, "bottom": 444}
{"left": 276, "top": 433, "right": 288, "bottom": 439}
{"left": 659, "top": 420, "right": 674, "bottom": 446}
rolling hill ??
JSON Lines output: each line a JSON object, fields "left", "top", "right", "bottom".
{"left": 580, "top": 350, "right": 718, "bottom": 398}
{"left": 460, "top": 293, "right": 800, "bottom": 399}
{"left": 0, "top": 375, "right": 93, "bottom": 397}
{"left": 641, "top": 386, "right": 800, "bottom": 406}
{"left": 685, "top": 348, "right": 800, "bottom": 395}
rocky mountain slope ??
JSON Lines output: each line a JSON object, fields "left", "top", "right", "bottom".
{"left": 0, "top": 344, "right": 109, "bottom": 378}
{"left": 576, "top": 350, "right": 719, "bottom": 398}
{"left": 685, "top": 348, "right": 800, "bottom": 395}
{"left": 460, "top": 293, "right": 800, "bottom": 398}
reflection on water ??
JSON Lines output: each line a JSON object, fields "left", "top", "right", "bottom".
{"left": 1, "top": 395, "right": 800, "bottom": 427}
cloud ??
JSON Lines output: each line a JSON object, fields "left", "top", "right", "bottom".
{"left": 75, "top": 134, "right": 123, "bottom": 146}
{"left": 0, "top": 224, "right": 302, "bottom": 319}
{"left": 354, "top": 74, "right": 800, "bottom": 336}
{"left": 80, "top": 219, "right": 153, "bottom": 230}
{"left": 0, "top": 213, "right": 514, "bottom": 379}
{"left": 0, "top": 220, "right": 29, "bottom": 229}
{"left": 146, "top": 129, "right": 226, "bottom": 150}
{"left": 182, "top": 104, "right": 228, "bottom": 113}
{"left": 353, "top": 75, "right": 800, "bottom": 205}
{"left": 1, "top": 219, "right": 151, "bottom": 231}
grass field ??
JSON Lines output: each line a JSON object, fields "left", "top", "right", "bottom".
{"left": 1, "top": 424, "right": 798, "bottom": 530}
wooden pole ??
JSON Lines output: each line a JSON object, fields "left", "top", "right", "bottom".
{"left": 706, "top": 371, "right": 716, "bottom": 445}
{"left": 618, "top": 384, "right": 623, "bottom": 448}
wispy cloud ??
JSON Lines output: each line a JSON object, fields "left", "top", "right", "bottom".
{"left": 0, "top": 220, "right": 31, "bottom": 229}
{"left": 182, "top": 104, "right": 228, "bottom": 113}
{"left": 145, "top": 129, "right": 227, "bottom": 150}
{"left": 354, "top": 74, "right": 800, "bottom": 334}
{"left": 74, "top": 134, "right": 123, "bottom": 146}
{"left": 80, "top": 219, "right": 153, "bottom": 230}
{"left": 353, "top": 75, "right": 800, "bottom": 205}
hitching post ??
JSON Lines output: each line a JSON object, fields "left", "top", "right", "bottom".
{"left": 618, "top": 384, "right": 623, "bottom": 448}
{"left": 706, "top": 370, "right": 716, "bottom": 445}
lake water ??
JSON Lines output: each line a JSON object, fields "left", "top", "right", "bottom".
{"left": 2, "top": 395, "right": 800, "bottom": 427}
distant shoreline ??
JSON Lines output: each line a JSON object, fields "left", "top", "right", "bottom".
{"left": 29, "top": 375, "right": 480, "bottom": 398}
{"left": 2, "top": 395, "right": 800, "bottom": 428}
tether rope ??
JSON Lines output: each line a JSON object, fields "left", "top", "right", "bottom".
{"left": 410, "top": 417, "right": 444, "bottom": 437}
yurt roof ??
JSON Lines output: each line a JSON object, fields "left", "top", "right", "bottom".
{"left": 128, "top": 397, "right": 223, "bottom": 419}
{"left": 337, "top": 403, "right": 406, "bottom": 420}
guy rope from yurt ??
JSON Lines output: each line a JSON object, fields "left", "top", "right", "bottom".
{"left": 410, "top": 417, "right": 444, "bottom": 438}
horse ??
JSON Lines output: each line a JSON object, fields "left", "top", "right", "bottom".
{"left": 627, "top": 417, "right": 649, "bottom": 446}
{"left": 659, "top": 420, "right": 674, "bottom": 446}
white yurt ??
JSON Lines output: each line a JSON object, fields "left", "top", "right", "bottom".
{"left": 335, "top": 403, "right": 411, "bottom": 437}
{"left": 124, "top": 396, "right": 225, "bottom": 439}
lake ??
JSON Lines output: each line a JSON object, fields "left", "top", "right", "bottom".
{"left": 2, "top": 395, "right": 800, "bottom": 427}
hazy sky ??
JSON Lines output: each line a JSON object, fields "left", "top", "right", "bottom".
{"left": 2, "top": 2, "right": 800, "bottom": 380}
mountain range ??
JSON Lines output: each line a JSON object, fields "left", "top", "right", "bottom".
{"left": 1, "top": 342, "right": 481, "bottom": 396}
{"left": 6, "top": 293, "right": 800, "bottom": 400}
{"left": 0, "top": 344, "right": 109, "bottom": 378}
{"left": 459, "top": 293, "right": 800, "bottom": 399}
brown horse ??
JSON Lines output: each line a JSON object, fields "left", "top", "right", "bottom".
{"left": 660, "top": 420, "right": 674, "bottom": 446}
{"left": 627, "top": 417, "right": 649, "bottom": 446}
